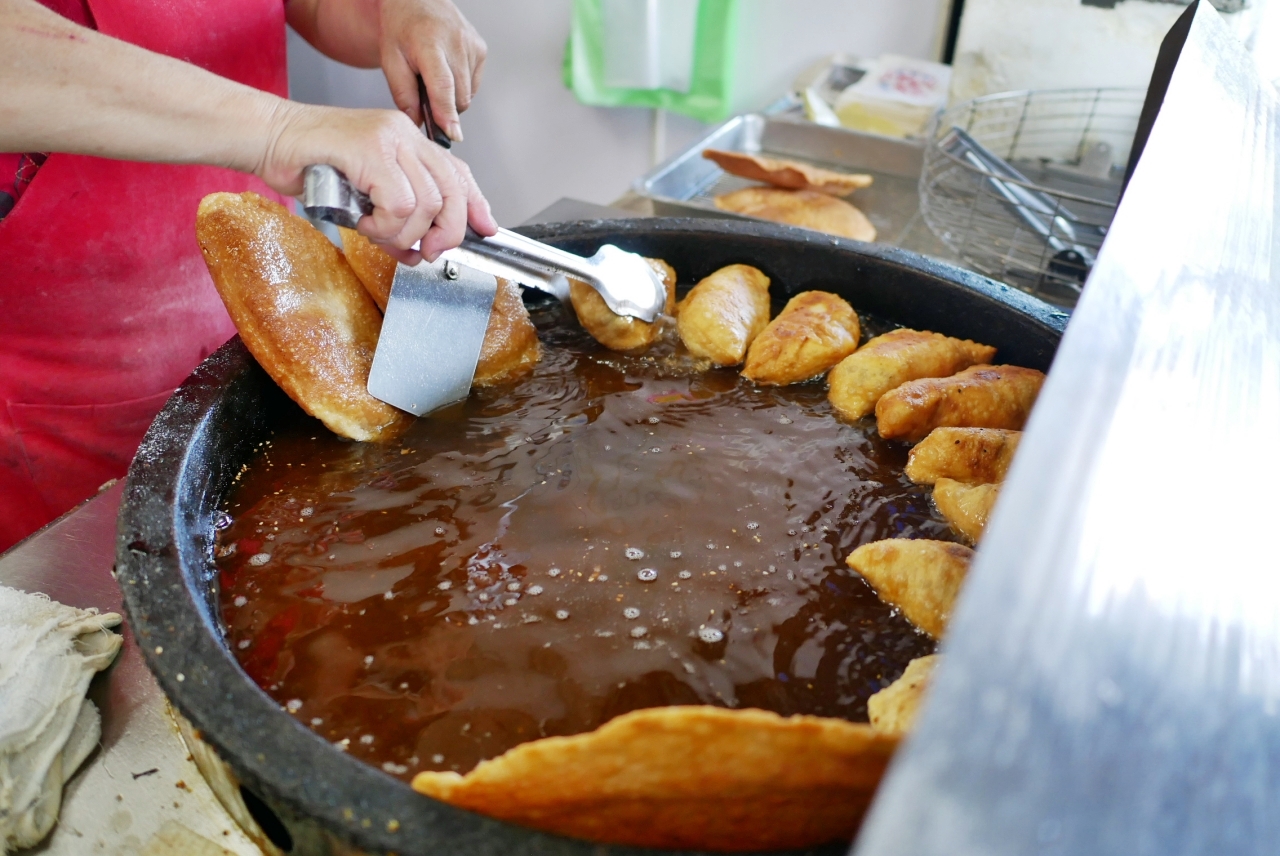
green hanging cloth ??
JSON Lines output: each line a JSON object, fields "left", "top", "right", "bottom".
{"left": 563, "top": 0, "right": 741, "bottom": 124}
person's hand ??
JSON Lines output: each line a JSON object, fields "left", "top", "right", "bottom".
{"left": 256, "top": 101, "right": 498, "bottom": 264}
{"left": 379, "top": 0, "right": 486, "bottom": 141}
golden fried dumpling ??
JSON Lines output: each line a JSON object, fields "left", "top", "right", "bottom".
{"left": 196, "top": 192, "right": 412, "bottom": 442}
{"left": 933, "top": 479, "right": 1000, "bottom": 542}
{"left": 473, "top": 278, "right": 542, "bottom": 387}
{"left": 905, "top": 427, "right": 1021, "bottom": 486}
{"left": 702, "top": 149, "right": 874, "bottom": 196}
{"left": 876, "top": 365, "right": 1045, "bottom": 443}
{"left": 413, "top": 705, "right": 898, "bottom": 852}
{"left": 338, "top": 227, "right": 396, "bottom": 311}
{"left": 846, "top": 539, "right": 973, "bottom": 638}
{"left": 742, "top": 291, "right": 861, "bottom": 386}
{"left": 867, "top": 655, "right": 940, "bottom": 737}
{"left": 715, "top": 187, "right": 877, "bottom": 242}
{"left": 827, "top": 329, "right": 997, "bottom": 422}
{"left": 676, "top": 264, "right": 772, "bottom": 366}
{"left": 570, "top": 258, "right": 676, "bottom": 353}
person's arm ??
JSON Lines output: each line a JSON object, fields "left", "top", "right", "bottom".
{"left": 285, "top": 0, "right": 486, "bottom": 142}
{"left": 0, "top": 0, "right": 495, "bottom": 260}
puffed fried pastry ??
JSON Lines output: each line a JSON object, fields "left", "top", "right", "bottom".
{"left": 876, "top": 364, "right": 1045, "bottom": 443}
{"left": 867, "top": 655, "right": 940, "bottom": 737}
{"left": 933, "top": 479, "right": 1000, "bottom": 542}
{"left": 846, "top": 539, "right": 973, "bottom": 638}
{"left": 828, "top": 328, "right": 997, "bottom": 422}
{"left": 715, "top": 187, "right": 877, "bottom": 242}
{"left": 905, "top": 427, "right": 1021, "bottom": 485}
{"left": 413, "top": 705, "right": 898, "bottom": 852}
{"left": 702, "top": 149, "right": 874, "bottom": 196}
{"left": 742, "top": 291, "right": 861, "bottom": 385}
{"left": 570, "top": 258, "right": 676, "bottom": 353}
{"left": 676, "top": 264, "right": 772, "bottom": 366}
{"left": 196, "top": 192, "right": 412, "bottom": 442}
{"left": 338, "top": 227, "right": 396, "bottom": 311}
{"left": 473, "top": 278, "right": 542, "bottom": 387}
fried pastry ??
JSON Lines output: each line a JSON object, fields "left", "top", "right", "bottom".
{"left": 876, "top": 364, "right": 1045, "bottom": 443}
{"left": 473, "top": 278, "right": 542, "bottom": 387}
{"left": 846, "top": 539, "right": 973, "bottom": 638}
{"left": 570, "top": 258, "right": 677, "bottom": 353}
{"left": 867, "top": 655, "right": 940, "bottom": 737}
{"left": 413, "top": 705, "right": 898, "bottom": 852}
{"left": 715, "top": 187, "right": 877, "bottom": 242}
{"left": 676, "top": 264, "right": 772, "bottom": 366}
{"left": 742, "top": 291, "right": 861, "bottom": 385}
{"left": 338, "top": 226, "right": 396, "bottom": 311}
{"left": 702, "top": 149, "right": 874, "bottom": 196}
{"left": 827, "top": 329, "right": 997, "bottom": 422}
{"left": 196, "top": 192, "right": 412, "bottom": 442}
{"left": 934, "top": 479, "right": 1000, "bottom": 542}
{"left": 905, "top": 427, "right": 1021, "bottom": 485}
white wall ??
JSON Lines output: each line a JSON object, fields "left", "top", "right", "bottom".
{"left": 950, "top": 0, "right": 1267, "bottom": 102}
{"left": 288, "top": 0, "right": 947, "bottom": 224}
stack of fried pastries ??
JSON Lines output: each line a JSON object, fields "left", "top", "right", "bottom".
{"left": 702, "top": 149, "right": 879, "bottom": 242}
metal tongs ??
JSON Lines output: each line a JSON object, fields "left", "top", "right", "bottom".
{"left": 938, "top": 126, "right": 1109, "bottom": 285}
{"left": 302, "top": 164, "right": 665, "bottom": 322}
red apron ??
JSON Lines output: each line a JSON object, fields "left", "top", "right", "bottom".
{"left": 0, "top": 0, "right": 288, "bottom": 551}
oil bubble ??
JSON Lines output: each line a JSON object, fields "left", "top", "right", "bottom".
{"left": 624, "top": 547, "right": 645, "bottom": 560}
{"left": 623, "top": 607, "right": 641, "bottom": 620}
{"left": 555, "top": 609, "right": 571, "bottom": 621}
{"left": 637, "top": 568, "right": 658, "bottom": 582}
{"left": 630, "top": 626, "right": 648, "bottom": 638}
{"left": 698, "top": 627, "right": 725, "bottom": 644}
{"left": 678, "top": 570, "right": 692, "bottom": 580}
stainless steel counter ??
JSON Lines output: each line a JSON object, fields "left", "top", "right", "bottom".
{"left": 0, "top": 483, "right": 263, "bottom": 855}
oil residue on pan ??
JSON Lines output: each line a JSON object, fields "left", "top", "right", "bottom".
{"left": 214, "top": 305, "right": 949, "bottom": 783}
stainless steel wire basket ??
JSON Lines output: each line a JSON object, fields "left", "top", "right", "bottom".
{"left": 920, "top": 88, "right": 1146, "bottom": 306}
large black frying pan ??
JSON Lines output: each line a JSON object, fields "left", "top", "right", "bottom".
{"left": 115, "top": 218, "right": 1067, "bottom": 856}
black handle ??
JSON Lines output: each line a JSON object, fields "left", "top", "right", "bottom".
{"left": 417, "top": 76, "right": 453, "bottom": 149}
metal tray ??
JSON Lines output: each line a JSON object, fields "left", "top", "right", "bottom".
{"left": 633, "top": 114, "right": 952, "bottom": 257}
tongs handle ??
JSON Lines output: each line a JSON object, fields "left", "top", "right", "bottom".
{"left": 444, "top": 228, "right": 601, "bottom": 288}
{"left": 302, "top": 74, "right": 449, "bottom": 228}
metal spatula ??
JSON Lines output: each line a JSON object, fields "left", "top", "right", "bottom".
{"left": 302, "top": 165, "right": 666, "bottom": 416}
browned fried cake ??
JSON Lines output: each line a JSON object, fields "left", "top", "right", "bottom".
{"left": 569, "top": 258, "right": 677, "bottom": 353}
{"left": 675, "top": 264, "right": 772, "bottom": 366}
{"left": 715, "top": 187, "right": 877, "bottom": 242}
{"left": 867, "top": 655, "right": 940, "bottom": 737}
{"left": 338, "top": 226, "right": 396, "bottom": 311}
{"left": 847, "top": 539, "right": 973, "bottom": 638}
{"left": 905, "top": 427, "right": 1022, "bottom": 485}
{"left": 742, "top": 291, "right": 861, "bottom": 385}
{"left": 473, "top": 278, "right": 542, "bottom": 387}
{"left": 827, "top": 329, "right": 997, "bottom": 422}
{"left": 876, "top": 365, "right": 1045, "bottom": 443}
{"left": 196, "top": 192, "right": 412, "bottom": 442}
{"left": 413, "top": 706, "right": 899, "bottom": 852}
{"left": 933, "top": 479, "right": 1000, "bottom": 542}
{"left": 702, "top": 148, "right": 874, "bottom": 196}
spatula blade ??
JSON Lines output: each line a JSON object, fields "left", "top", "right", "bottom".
{"left": 367, "top": 259, "right": 497, "bottom": 416}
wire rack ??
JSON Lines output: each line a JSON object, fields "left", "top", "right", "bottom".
{"left": 920, "top": 88, "right": 1146, "bottom": 307}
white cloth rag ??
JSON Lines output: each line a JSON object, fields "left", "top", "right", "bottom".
{"left": 0, "top": 586, "right": 121, "bottom": 854}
